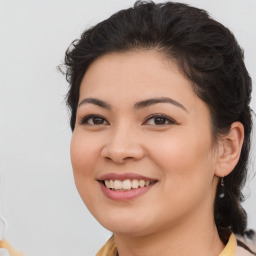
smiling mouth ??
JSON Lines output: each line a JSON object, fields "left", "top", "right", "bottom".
{"left": 101, "top": 179, "right": 157, "bottom": 191}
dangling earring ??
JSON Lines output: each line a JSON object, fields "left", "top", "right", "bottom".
{"left": 219, "top": 177, "right": 225, "bottom": 198}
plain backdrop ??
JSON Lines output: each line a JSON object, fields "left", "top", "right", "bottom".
{"left": 0, "top": 0, "right": 255, "bottom": 255}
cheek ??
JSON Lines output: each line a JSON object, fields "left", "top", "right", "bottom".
{"left": 70, "top": 130, "right": 105, "bottom": 211}
{"left": 70, "top": 131, "right": 101, "bottom": 181}
{"left": 147, "top": 135, "right": 216, "bottom": 220}
{"left": 146, "top": 129, "right": 216, "bottom": 189}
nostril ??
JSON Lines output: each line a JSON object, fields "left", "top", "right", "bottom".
{"left": 100, "top": 135, "right": 145, "bottom": 163}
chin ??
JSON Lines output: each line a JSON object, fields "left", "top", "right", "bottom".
{"left": 96, "top": 212, "right": 152, "bottom": 235}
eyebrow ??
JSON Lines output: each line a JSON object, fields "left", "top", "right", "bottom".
{"left": 78, "top": 98, "right": 112, "bottom": 109}
{"left": 134, "top": 97, "right": 188, "bottom": 112}
{"left": 78, "top": 97, "right": 187, "bottom": 112}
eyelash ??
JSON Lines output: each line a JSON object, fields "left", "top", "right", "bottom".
{"left": 80, "top": 114, "right": 109, "bottom": 126}
{"left": 80, "top": 114, "right": 176, "bottom": 126}
{"left": 143, "top": 114, "right": 176, "bottom": 126}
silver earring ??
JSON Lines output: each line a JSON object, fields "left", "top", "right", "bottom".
{"left": 219, "top": 177, "right": 225, "bottom": 198}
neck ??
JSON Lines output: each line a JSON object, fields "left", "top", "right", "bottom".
{"left": 114, "top": 211, "right": 224, "bottom": 256}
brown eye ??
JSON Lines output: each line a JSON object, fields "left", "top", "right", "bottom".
{"left": 90, "top": 117, "right": 105, "bottom": 125}
{"left": 143, "top": 114, "right": 176, "bottom": 126}
{"left": 80, "top": 115, "right": 109, "bottom": 125}
{"left": 154, "top": 117, "right": 168, "bottom": 125}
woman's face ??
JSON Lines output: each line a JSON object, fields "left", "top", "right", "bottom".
{"left": 71, "top": 50, "right": 219, "bottom": 236}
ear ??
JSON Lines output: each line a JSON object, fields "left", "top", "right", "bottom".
{"left": 214, "top": 122, "right": 244, "bottom": 177}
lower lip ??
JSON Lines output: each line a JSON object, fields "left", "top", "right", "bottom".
{"left": 99, "top": 182, "right": 155, "bottom": 201}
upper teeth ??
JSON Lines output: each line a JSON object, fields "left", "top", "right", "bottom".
{"left": 104, "top": 179, "right": 151, "bottom": 190}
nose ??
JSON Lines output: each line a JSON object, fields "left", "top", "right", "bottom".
{"left": 100, "top": 125, "right": 145, "bottom": 164}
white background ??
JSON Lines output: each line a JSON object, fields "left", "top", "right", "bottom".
{"left": 0, "top": 0, "right": 255, "bottom": 255}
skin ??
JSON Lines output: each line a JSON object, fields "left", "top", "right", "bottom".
{"left": 71, "top": 50, "right": 244, "bottom": 256}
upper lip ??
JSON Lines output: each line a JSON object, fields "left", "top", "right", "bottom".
{"left": 98, "top": 172, "right": 158, "bottom": 182}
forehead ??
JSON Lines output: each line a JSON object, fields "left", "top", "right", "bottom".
{"left": 79, "top": 50, "right": 195, "bottom": 100}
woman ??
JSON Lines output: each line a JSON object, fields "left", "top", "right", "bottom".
{"left": 61, "top": 1, "right": 255, "bottom": 255}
